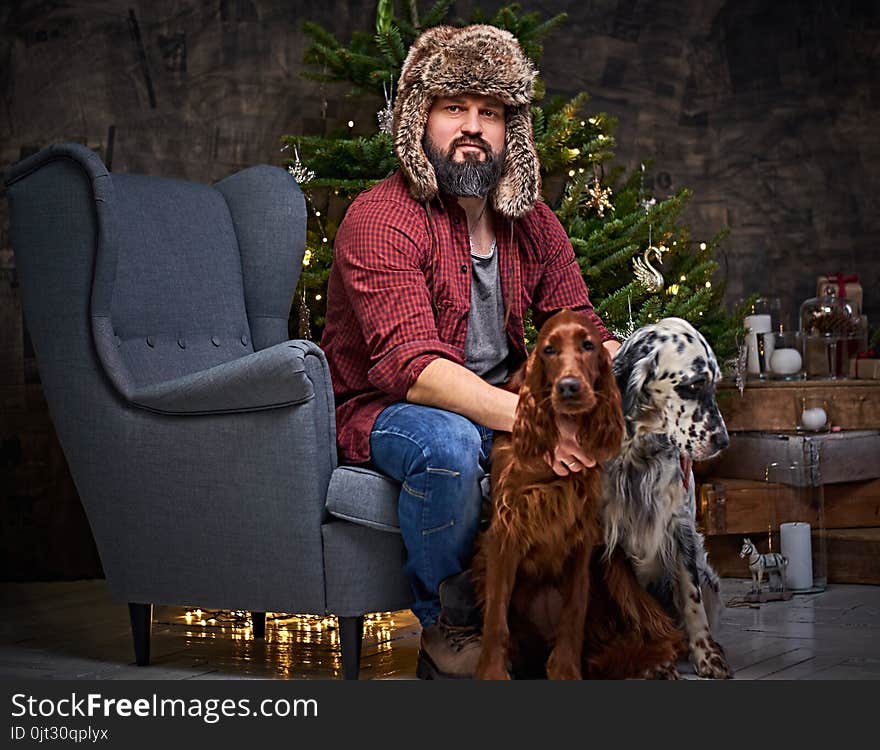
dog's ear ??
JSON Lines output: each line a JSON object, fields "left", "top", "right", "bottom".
{"left": 511, "top": 347, "right": 557, "bottom": 460}
{"left": 613, "top": 334, "right": 660, "bottom": 436}
{"left": 580, "top": 344, "right": 625, "bottom": 462}
{"left": 503, "top": 359, "right": 527, "bottom": 394}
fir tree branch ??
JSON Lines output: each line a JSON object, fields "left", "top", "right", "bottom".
{"left": 422, "top": 0, "right": 455, "bottom": 28}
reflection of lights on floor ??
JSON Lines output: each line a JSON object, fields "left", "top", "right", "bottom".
{"left": 174, "top": 609, "right": 414, "bottom": 646}
{"left": 166, "top": 608, "right": 422, "bottom": 678}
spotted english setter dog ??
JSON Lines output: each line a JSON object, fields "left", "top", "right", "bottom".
{"left": 603, "top": 317, "right": 733, "bottom": 678}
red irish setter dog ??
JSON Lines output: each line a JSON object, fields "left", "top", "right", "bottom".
{"left": 472, "top": 310, "right": 683, "bottom": 679}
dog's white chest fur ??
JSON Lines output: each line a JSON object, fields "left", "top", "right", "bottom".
{"left": 603, "top": 452, "right": 683, "bottom": 577}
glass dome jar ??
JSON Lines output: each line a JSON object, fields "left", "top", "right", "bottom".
{"left": 799, "top": 284, "right": 867, "bottom": 378}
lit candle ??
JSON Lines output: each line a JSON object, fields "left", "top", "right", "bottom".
{"left": 770, "top": 348, "right": 802, "bottom": 374}
{"left": 780, "top": 522, "right": 812, "bottom": 590}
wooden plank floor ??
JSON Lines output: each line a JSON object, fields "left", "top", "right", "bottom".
{"left": 2, "top": 578, "right": 878, "bottom": 679}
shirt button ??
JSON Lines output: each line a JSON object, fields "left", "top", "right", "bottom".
{"left": 241, "top": 335, "right": 249, "bottom": 346}
{"left": 453, "top": 217, "right": 461, "bottom": 225}
{"left": 178, "top": 338, "right": 186, "bottom": 349}
{"left": 211, "top": 336, "right": 220, "bottom": 347}
{"left": 460, "top": 264, "right": 468, "bottom": 274}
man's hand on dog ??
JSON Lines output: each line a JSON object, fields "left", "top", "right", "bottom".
{"left": 549, "top": 414, "right": 597, "bottom": 476}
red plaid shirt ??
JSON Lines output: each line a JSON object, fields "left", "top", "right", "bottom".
{"left": 322, "top": 171, "right": 615, "bottom": 463}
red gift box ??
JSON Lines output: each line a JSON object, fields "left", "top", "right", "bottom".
{"left": 817, "top": 272, "right": 863, "bottom": 314}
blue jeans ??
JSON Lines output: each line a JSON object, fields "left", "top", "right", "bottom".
{"left": 370, "top": 403, "right": 492, "bottom": 627}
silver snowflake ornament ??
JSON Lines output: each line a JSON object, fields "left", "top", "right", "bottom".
{"left": 287, "top": 147, "right": 315, "bottom": 186}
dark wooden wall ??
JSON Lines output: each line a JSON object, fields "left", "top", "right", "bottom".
{"left": 2, "top": 0, "right": 878, "bottom": 579}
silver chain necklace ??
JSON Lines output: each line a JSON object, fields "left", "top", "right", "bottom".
{"left": 468, "top": 200, "right": 493, "bottom": 256}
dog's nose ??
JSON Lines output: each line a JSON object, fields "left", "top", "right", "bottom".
{"left": 556, "top": 377, "right": 582, "bottom": 400}
{"left": 712, "top": 429, "right": 730, "bottom": 452}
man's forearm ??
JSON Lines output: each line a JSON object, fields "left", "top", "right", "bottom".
{"left": 405, "top": 357, "right": 518, "bottom": 432}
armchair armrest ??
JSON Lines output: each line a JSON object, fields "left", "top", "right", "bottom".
{"left": 129, "top": 340, "right": 318, "bottom": 415}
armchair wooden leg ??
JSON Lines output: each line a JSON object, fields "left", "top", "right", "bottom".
{"left": 128, "top": 603, "right": 152, "bottom": 666}
{"left": 338, "top": 616, "right": 364, "bottom": 680}
{"left": 252, "top": 611, "right": 266, "bottom": 639}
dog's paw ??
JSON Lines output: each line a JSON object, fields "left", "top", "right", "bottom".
{"left": 475, "top": 657, "right": 511, "bottom": 681}
{"left": 546, "top": 662, "right": 582, "bottom": 680}
{"left": 643, "top": 661, "right": 681, "bottom": 680}
{"left": 691, "top": 637, "right": 732, "bottom": 679}
{"left": 547, "top": 647, "right": 583, "bottom": 680}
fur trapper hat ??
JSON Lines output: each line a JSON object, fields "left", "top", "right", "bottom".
{"left": 393, "top": 24, "right": 541, "bottom": 218}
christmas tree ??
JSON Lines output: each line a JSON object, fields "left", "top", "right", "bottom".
{"left": 282, "top": 1, "right": 745, "bottom": 363}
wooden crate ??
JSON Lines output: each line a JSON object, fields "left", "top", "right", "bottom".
{"left": 718, "top": 379, "right": 880, "bottom": 432}
{"left": 698, "top": 478, "right": 880, "bottom": 584}
{"left": 696, "top": 429, "right": 880, "bottom": 486}
{"left": 698, "top": 387, "right": 880, "bottom": 584}
{"left": 698, "top": 478, "right": 880, "bottom": 536}
{"left": 825, "top": 528, "right": 880, "bottom": 585}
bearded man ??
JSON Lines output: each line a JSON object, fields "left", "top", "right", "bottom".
{"left": 321, "top": 24, "right": 619, "bottom": 678}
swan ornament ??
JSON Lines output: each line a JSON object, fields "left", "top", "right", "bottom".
{"left": 633, "top": 245, "right": 667, "bottom": 293}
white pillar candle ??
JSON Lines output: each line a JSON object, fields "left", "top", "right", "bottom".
{"left": 743, "top": 317, "right": 772, "bottom": 374}
{"left": 780, "top": 522, "right": 813, "bottom": 590}
{"left": 745, "top": 328, "right": 775, "bottom": 375}
{"left": 745, "top": 332, "right": 760, "bottom": 374}
{"left": 770, "top": 347, "right": 802, "bottom": 374}
{"left": 744, "top": 314, "right": 772, "bottom": 334}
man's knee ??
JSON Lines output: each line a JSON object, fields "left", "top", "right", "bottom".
{"left": 407, "top": 408, "right": 483, "bottom": 478}
{"left": 424, "top": 422, "right": 482, "bottom": 478}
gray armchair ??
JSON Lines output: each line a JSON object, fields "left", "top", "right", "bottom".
{"left": 5, "top": 143, "right": 412, "bottom": 679}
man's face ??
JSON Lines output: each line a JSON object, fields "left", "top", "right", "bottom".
{"left": 423, "top": 94, "right": 507, "bottom": 197}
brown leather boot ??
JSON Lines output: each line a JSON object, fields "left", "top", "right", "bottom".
{"left": 416, "top": 616, "right": 481, "bottom": 679}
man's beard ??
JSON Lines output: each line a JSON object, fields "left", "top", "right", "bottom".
{"left": 423, "top": 135, "right": 505, "bottom": 198}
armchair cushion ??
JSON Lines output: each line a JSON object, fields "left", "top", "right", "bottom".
{"left": 326, "top": 466, "right": 401, "bottom": 533}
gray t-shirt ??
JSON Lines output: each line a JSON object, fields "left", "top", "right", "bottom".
{"left": 464, "top": 239, "right": 509, "bottom": 385}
